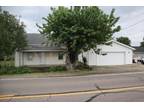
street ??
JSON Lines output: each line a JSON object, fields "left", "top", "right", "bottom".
{"left": 0, "top": 72, "right": 144, "bottom": 101}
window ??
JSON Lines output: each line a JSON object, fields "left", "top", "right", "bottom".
{"left": 27, "top": 53, "right": 33, "bottom": 61}
{"left": 58, "top": 53, "right": 64, "bottom": 60}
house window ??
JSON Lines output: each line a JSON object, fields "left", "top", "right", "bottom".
{"left": 58, "top": 53, "right": 64, "bottom": 60}
{"left": 27, "top": 53, "right": 33, "bottom": 61}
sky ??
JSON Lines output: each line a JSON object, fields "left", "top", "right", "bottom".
{"left": 2, "top": 6, "right": 144, "bottom": 46}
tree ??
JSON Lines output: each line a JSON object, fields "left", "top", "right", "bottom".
{"left": 38, "top": 6, "right": 121, "bottom": 69}
{"left": 0, "top": 8, "right": 27, "bottom": 60}
{"left": 116, "top": 36, "right": 131, "bottom": 46}
{"left": 140, "top": 37, "right": 144, "bottom": 47}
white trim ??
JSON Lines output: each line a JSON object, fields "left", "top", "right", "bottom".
{"left": 22, "top": 49, "right": 65, "bottom": 52}
{"left": 107, "top": 40, "right": 135, "bottom": 50}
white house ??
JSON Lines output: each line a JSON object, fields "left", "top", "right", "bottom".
{"left": 15, "top": 33, "right": 66, "bottom": 67}
{"left": 15, "top": 33, "right": 135, "bottom": 67}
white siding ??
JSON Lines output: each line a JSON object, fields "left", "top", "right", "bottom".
{"left": 78, "top": 52, "right": 89, "bottom": 64}
{"left": 15, "top": 41, "right": 134, "bottom": 67}
{"left": 15, "top": 51, "right": 23, "bottom": 67}
{"left": 96, "top": 52, "right": 125, "bottom": 65}
{"left": 15, "top": 51, "right": 20, "bottom": 67}
{"left": 45, "top": 52, "right": 65, "bottom": 65}
{"left": 79, "top": 41, "right": 134, "bottom": 66}
{"left": 23, "top": 52, "right": 42, "bottom": 66}
{"left": 23, "top": 52, "right": 66, "bottom": 66}
{"left": 15, "top": 51, "right": 66, "bottom": 67}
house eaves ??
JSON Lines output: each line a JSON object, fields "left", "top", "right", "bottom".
{"left": 107, "top": 40, "right": 135, "bottom": 50}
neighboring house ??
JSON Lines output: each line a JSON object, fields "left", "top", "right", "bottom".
{"left": 133, "top": 46, "right": 144, "bottom": 62}
{"left": 15, "top": 33, "right": 135, "bottom": 67}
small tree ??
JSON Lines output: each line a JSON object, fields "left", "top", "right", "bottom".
{"left": 38, "top": 6, "right": 121, "bottom": 69}
{"left": 116, "top": 36, "right": 131, "bottom": 46}
{"left": 0, "top": 8, "right": 27, "bottom": 60}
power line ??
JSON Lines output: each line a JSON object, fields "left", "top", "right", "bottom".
{"left": 120, "top": 18, "right": 144, "bottom": 31}
{"left": 119, "top": 11, "right": 144, "bottom": 32}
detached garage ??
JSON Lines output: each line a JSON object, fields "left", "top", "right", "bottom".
{"left": 79, "top": 40, "right": 135, "bottom": 66}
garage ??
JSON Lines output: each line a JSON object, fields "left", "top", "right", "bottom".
{"left": 80, "top": 40, "right": 135, "bottom": 66}
{"left": 98, "top": 52, "right": 125, "bottom": 65}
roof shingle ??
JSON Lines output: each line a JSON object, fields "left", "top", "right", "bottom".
{"left": 133, "top": 46, "right": 144, "bottom": 52}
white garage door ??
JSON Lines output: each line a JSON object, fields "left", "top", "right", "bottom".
{"left": 98, "top": 52, "right": 125, "bottom": 65}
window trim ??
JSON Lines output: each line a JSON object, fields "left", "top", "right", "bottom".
{"left": 58, "top": 53, "right": 64, "bottom": 60}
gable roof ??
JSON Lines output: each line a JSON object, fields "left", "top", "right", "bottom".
{"left": 24, "top": 33, "right": 65, "bottom": 52}
{"left": 107, "top": 40, "right": 135, "bottom": 50}
{"left": 25, "top": 34, "right": 135, "bottom": 52}
{"left": 132, "top": 46, "right": 144, "bottom": 52}
{"left": 26, "top": 33, "right": 46, "bottom": 45}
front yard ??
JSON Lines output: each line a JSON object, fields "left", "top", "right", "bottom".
{"left": 0, "top": 63, "right": 144, "bottom": 78}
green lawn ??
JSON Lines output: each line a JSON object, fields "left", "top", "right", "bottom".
{"left": 1, "top": 60, "right": 144, "bottom": 78}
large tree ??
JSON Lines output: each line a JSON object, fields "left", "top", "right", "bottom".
{"left": 0, "top": 8, "right": 27, "bottom": 60}
{"left": 38, "top": 6, "right": 121, "bottom": 69}
{"left": 116, "top": 36, "right": 131, "bottom": 46}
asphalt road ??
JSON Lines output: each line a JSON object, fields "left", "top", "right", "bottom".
{"left": 0, "top": 71, "right": 144, "bottom": 101}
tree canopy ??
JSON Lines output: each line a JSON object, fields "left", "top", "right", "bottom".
{"left": 0, "top": 8, "right": 27, "bottom": 60}
{"left": 38, "top": 6, "right": 121, "bottom": 69}
{"left": 116, "top": 36, "right": 131, "bottom": 46}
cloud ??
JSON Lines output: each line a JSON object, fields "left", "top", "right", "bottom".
{"left": 2, "top": 6, "right": 51, "bottom": 33}
{"left": 21, "top": 18, "right": 38, "bottom": 33}
{"left": 100, "top": 6, "right": 144, "bottom": 46}
{"left": 2, "top": 6, "right": 144, "bottom": 46}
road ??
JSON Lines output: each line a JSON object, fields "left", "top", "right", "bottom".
{"left": 0, "top": 71, "right": 144, "bottom": 101}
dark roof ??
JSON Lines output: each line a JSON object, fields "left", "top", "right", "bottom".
{"left": 24, "top": 33, "right": 65, "bottom": 51}
{"left": 26, "top": 33, "right": 46, "bottom": 45}
{"left": 133, "top": 46, "right": 144, "bottom": 52}
{"left": 23, "top": 45, "right": 65, "bottom": 52}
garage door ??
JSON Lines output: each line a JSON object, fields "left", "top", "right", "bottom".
{"left": 98, "top": 52, "right": 125, "bottom": 65}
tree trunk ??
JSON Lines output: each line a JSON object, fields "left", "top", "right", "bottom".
{"left": 65, "top": 53, "right": 73, "bottom": 70}
{"left": 65, "top": 51, "right": 79, "bottom": 70}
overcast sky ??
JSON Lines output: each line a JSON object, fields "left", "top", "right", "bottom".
{"left": 2, "top": 6, "right": 144, "bottom": 46}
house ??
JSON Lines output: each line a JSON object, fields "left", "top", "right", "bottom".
{"left": 133, "top": 46, "right": 144, "bottom": 62}
{"left": 15, "top": 33, "right": 135, "bottom": 67}
{"left": 15, "top": 33, "right": 66, "bottom": 67}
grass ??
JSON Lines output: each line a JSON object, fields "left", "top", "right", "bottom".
{"left": 0, "top": 60, "right": 68, "bottom": 75}
{"left": 1, "top": 60, "right": 144, "bottom": 78}
{"left": 0, "top": 65, "right": 144, "bottom": 78}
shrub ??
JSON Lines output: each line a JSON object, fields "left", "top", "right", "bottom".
{"left": 47, "top": 66, "right": 67, "bottom": 72}
{"left": 75, "top": 62, "right": 92, "bottom": 70}
{"left": 0, "top": 65, "right": 32, "bottom": 75}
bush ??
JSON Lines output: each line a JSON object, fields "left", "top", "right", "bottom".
{"left": 0, "top": 65, "right": 32, "bottom": 75}
{"left": 47, "top": 66, "right": 67, "bottom": 72}
{"left": 75, "top": 62, "right": 92, "bottom": 70}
